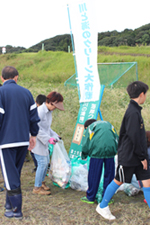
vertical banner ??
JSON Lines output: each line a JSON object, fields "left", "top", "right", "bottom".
{"left": 69, "top": 0, "right": 100, "bottom": 103}
{"left": 69, "top": 85, "right": 105, "bottom": 159}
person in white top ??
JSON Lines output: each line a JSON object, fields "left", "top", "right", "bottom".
{"left": 32, "top": 91, "right": 64, "bottom": 195}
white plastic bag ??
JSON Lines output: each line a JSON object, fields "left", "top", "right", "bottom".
{"left": 49, "top": 140, "right": 71, "bottom": 189}
{"left": 69, "top": 157, "right": 89, "bottom": 191}
{"left": 124, "top": 183, "right": 140, "bottom": 196}
{"left": 70, "top": 163, "right": 88, "bottom": 191}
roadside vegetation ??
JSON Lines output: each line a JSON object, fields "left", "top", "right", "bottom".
{"left": 0, "top": 47, "right": 150, "bottom": 224}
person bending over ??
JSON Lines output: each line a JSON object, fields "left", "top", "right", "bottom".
{"left": 81, "top": 119, "right": 118, "bottom": 204}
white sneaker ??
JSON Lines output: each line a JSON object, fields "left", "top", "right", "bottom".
{"left": 96, "top": 204, "right": 116, "bottom": 220}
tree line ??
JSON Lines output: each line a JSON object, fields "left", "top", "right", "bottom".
{"left": 1, "top": 23, "right": 150, "bottom": 54}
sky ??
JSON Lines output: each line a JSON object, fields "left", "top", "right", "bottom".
{"left": 0, "top": 0, "right": 150, "bottom": 49}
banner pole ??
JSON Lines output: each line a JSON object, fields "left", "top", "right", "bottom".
{"left": 67, "top": 4, "right": 80, "bottom": 99}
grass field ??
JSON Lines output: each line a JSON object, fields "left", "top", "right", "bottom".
{"left": 0, "top": 47, "right": 150, "bottom": 224}
{"left": 0, "top": 46, "right": 150, "bottom": 86}
{"left": 0, "top": 84, "right": 150, "bottom": 224}
{"left": 0, "top": 160, "right": 149, "bottom": 225}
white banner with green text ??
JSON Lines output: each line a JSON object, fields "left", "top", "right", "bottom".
{"left": 69, "top": 0, "right": 100, "bottom": 103}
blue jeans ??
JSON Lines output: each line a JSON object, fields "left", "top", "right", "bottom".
{"left": 34, "top": 154, "right": 50, "bottom": 187}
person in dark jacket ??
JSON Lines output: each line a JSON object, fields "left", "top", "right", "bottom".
{"left": 0, "top": 83, "right": 4, "bottom": 192}
{"left": 81, "top": 119, "right": 118, "bottom": 204}
{"left": 0, "top": 66, "right": 40, "bottom": 219}
{"left": 96, "top": 81, "right": 150, "bottom": 220}
{"left": 30, "top": 94, "right": 47, "bottom": 173}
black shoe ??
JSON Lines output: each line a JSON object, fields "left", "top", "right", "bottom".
{"left": 5, "top": 193, "right": 23, "bottom": 219}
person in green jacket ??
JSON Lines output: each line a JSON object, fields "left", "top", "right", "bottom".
{"left": 81, "top": 119, "right": 118, "bottom": 204}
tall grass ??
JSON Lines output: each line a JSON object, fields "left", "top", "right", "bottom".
{"left": 0, "top": 47, "right": 150, "bottom": 151}
{"left": 0, "top": 48, "right": 150, "bottom": 224}
{"left": 0, "top": 51, "right": 75, "bottom": 83}
{"left": 0, "top": 46, "right": 150, "bottom": 85}
{"left": 97, "top": 54, "right": 150, "bottom": 86}
{"left": 98, "top": 45, "right": 150, "bottom": 55}
{"left": 17, "top": 81, "right": 150, "bottom": 153}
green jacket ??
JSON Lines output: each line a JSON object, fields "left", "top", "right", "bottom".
{"left": 81, "top": 121, "right": 119, "bottom": 159}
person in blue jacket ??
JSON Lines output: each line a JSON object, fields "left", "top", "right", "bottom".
{"left": 0, "top": 66, "right": 40, "bottom": 219}
{"left": 0, "top": 83, "right": 4, "bottom": 192}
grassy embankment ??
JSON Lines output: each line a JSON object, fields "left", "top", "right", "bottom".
{"left": 0, "top": 47, "right": 150, "bottom": 152}
{"left": 0, "top": 47, "right": 150, "bottom": 224}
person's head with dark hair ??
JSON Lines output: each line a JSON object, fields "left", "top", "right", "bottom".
{"left": 127, "top": 81, "right": 149, "bottom": 99}
{"left": 1, "top": 66, "right": 19, "bottom": 80}
{"left": 36, "top": 94, "right": 46, "bottom": 107}
{"left": 46, "top": 91, "right": 64, "bottom": 111}
{"left": 84, "top": 119, "right": 97, "bottom": 129}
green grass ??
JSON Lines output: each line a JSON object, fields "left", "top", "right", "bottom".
{"left": 98, "top": 45, "right": 150, "bottom": 55}
{"left": 16, "top": 82, "right": 150, "bottom": 153}
{"left": 1, "top": 46, "right": 150, "bottom": 86}
{"left": 97, "top": 54, "right": 150, "bottom": 86}
{"left": 0, "top": 48, "right": 150, "bottom": 224}
{"left": 0, "top": 51, "right": 75, "bottom": 83}
{"left": 1, "top": 47, "right": 150, "bottom": 151}
{"left": 0, "top": 158, "right": 149, "bottom": 225}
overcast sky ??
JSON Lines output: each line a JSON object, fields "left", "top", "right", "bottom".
{"left": 0, "top": 0, "right": 149, "bottom": 48}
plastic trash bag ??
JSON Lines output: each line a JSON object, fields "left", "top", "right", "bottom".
{"left": 115, "top": 155, "right": 141, "bottom": 195}
{"left": 49, "top": 140, "right": 71, "bottom": 189}
{"left": 124, "top": 183, "right": 140, "bottom": 196}
{"left": 69, "top": 156, "right": 105, "bottom": 202}
{"left": 131, "top": 174, "right": 143, "bottom": 191}
{"left": 69, "top": 156, "right": 90, "bottom": 191}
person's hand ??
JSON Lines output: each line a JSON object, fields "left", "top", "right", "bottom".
{"left": 141, "top": 159, "right": 147, "bottom": 170}
{"left": 28, "top": 136, "right": 36, "bottom": 151}
{"left": 48, "top": 138, "right": 57, "bottom": 145}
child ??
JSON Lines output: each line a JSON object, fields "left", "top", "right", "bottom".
{"left": 96, "top": 81, "right": 150, "bottom": 220}
{"left": 30, "top": 94, "right": 47, "bottom": 173}
{"left": 36, "top": 94, "right": 46, "bottom": 107}
{"left": 81, "top": 119, "right": 118, "bottom": 204}
{"left": 32, "top": 91, "right": 64, "bottom": 195}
